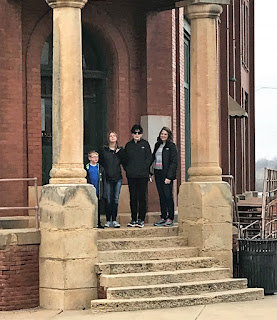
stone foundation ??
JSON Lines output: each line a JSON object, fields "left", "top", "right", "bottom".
{"left": 178, "top": 182, "right": 233, "bottom": 272}
{"left": 39, "top": 184, "right": 98, "bottom": 310}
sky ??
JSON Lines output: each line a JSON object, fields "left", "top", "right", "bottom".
{"left": 255, "top": 0, "right": 277, "bottom": 160}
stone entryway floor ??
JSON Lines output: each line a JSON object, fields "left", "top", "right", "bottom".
{"left": 1, "top": 295, "right": 276, "bottom": 320}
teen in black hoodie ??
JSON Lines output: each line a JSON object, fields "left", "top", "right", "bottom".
{"left": 99, "top": 132, "right": 124, "bottom": 228}
{"left": 124, "top": 124, "right": 152, "bottom": 228}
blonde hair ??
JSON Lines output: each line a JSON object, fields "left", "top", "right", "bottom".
{"left": 108, "top": 131, "right": 119, "bottom": 149}
{"left": 88, "top": 150, "right": 99, "bottom": 157}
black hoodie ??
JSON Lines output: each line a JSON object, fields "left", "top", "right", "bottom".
{"left": 99, "top": 145, "right": 124, "bottom": 181}
{"left": 124, "top": 138, "right": 152, "bottom": 179}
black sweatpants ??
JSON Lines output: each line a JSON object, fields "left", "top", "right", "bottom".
{"left": 127, "top": 177, "right": 148, "bottom": 222}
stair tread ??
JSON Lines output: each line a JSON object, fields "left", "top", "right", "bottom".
{"left": 98, "top": 236, "right": 186, "bottom": 243}
{"left": 101, "top": 267, "right": 229, "bottom": 278}
{"left": 107, "top": 278, "right": 247, "bottom": 291}
{"left": 99, "top": 246, "right": 197, "bottom": 254}
{"left": 92, "top": 287, "right": 264, "bottom": 304}
{"left": 96, "top": 256, "right": 215, "bottom": 266}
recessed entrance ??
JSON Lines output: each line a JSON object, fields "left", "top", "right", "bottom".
{"left": 40, "top": 28, "right": 107, "bottom": 185}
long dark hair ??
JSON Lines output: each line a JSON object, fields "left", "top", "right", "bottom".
{"left": 157, "top": 127, "right": 173, "bottom": 142}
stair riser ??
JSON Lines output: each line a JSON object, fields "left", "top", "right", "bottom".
{"left": 98, "top": 247, "right": 198, "bottom": 263}
{"left": 98, "top": 237, "right": 187, "bottom": 251}
{"left": 91, "top": 289, "right": 264, "bottom": 313}
{"left": 107, "top": 280, "right": 248, "bottom": 299}
{"left": 100, "top": 269, "right": 230, "bottom": 288}
{"left": 97, "top": 227, "right": 178, "bottom": 240}
{"left": 96, "top": 258, "right": 219, "bottom": 275}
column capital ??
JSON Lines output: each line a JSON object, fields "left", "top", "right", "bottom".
{"left": 46, "top": 0, "right": 87, "bottom": 9}
{"left": 185, "top": 3, "right": 223, "bottom": 20}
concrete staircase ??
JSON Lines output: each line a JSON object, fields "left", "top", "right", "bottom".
{"left": 91, "top": 226, "right": 264, "bottom": 313}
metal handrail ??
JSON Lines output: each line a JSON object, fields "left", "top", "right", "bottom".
{"left": 0, "top": 178, "right": 39, "bottom": 229}
{"left": 222, "top": 175, "right": 240, "bottom": 229}
{"left": 240, "top": 220, "right": 261, "bottom": 239}
{"left": 261, "top": 168, "right": 277, "bottom": 239}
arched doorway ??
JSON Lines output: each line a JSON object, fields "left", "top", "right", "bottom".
{"left": 40, "top": 28, "right": 107, "bottom": 185}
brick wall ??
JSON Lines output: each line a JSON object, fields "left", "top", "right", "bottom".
{"left": 0, "top": 244, "right": 39, "bottom": 311}
{"left": 0, "top": 0, "right": 26, "bottom": 213}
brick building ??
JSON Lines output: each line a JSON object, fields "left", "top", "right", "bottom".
{"left": 0, "top": 0, "right": 255, "bottom": 209}
{"left": 0, "top": 0, "right": 256, "bottom": 311}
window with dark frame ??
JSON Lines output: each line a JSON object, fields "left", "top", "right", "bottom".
{"left": 242, "top": 0, "right": 250, "bottom": 69}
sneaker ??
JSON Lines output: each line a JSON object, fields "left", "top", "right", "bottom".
{"left": 97, "top": 224, "right": 105, "bottom": 229}
{"left": 127, "top": 220, "right": 137, "bottom": 227}
{"left": 104, "top": 221, "right": 112, "bottom": 228}
{"left": 154, "top": 219, "right": 167, "bottom": 227}
{"left": 112, "top": 221, "right": 121, "bottom": 228}
{"left": 137, "top": 219, "right": 144, "bottom": 228}
{"left": 164, "top": 218, "right": 174, "bottom": 227}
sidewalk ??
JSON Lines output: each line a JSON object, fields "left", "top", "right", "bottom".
{"left": 1, "top": 295, "right": 276, "bottom": 320}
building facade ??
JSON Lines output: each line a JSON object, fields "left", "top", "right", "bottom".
{"left": 0, "top": 0, "right": 255, "bottom": 311}
{"left": 0, "top": 0, "right": 254, "bottom": 208}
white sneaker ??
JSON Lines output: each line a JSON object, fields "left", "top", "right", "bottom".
{"left": 112, "top": 221, "right": 121, "bottom": 228}
{"left": 104, "top": 221, "right": 112, "bottom": 228}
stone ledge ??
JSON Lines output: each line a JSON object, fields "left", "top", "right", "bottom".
{"left": 0, "top": 228, "right": 40, "bottom": 248}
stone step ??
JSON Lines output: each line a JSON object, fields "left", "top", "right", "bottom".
{"left": 95, "top": 257, "right": 219, "bottom": 275}
{"left": 106, "top": 278, "right": 248, "bottom": 299}
{"left": 97, "top": 225, "right": 178, "bottom": 240}
{"left": 97, "top": 236, "right": 187, "bottom": 251}
{"left": 99, "top": 267, "right": 230, "bottom": 288}
{"left": 98, "top": 246, "right": 198, "bottom": 263}
{"left": 91, "top": 288, "right": 264, "bottom": 313}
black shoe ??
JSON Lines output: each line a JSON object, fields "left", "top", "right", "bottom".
{"left": 97, "top": 224, "right": 105, "bottom": 229}
{"left": 127, "top": 220, "right": 137, "bottom": 227}
{"left": 154, "top": 219, "right": 167, "bottom": 227}
{"left": 137, "top": 219, "right": 144, "bottom": 228}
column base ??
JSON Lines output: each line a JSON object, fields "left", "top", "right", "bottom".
{"left": 49, "top": 166, "right": 87, "bottom": 184}
{"left": 188, "top": 166, "right": 222, "bottom": 182}
{"left": 39, "top": 184, "right": 98, "bottom": 310}
{"left": 178, "top": 181, "right": 233, "bottom": 272}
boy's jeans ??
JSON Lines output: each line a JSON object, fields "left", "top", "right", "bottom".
{"left": 105, "top": 179, "right": 122, "bottom": 222}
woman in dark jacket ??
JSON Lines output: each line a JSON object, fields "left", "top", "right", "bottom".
{"left": 99, "top": 132, "right": 124, "bottom": 228}
{"left": 152, "top": 127, "right": 178, "bottom": 227}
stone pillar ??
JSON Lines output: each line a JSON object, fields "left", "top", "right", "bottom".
{"left": 178, "top": 4, "right": 232, "bottom": 271}
{"left": 40, "top": 0, "right": 98, "bottom": 310}
{"left": 39, "top": 184, "right": 98, "bottom": 310}
{"left": 46, "top": 0, "right": 87, "bottom": 184}
{"left": 186, "top": 3, "right": 222, "bottom": 182}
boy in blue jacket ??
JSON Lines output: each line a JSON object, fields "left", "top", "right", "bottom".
{"left": 85, "top": 150, "right": 106, "bottom": 229}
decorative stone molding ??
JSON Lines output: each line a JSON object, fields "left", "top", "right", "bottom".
{"left": 46, "top": 0, "right": 87, "bottom": 9}
{"left": 185, "top": 3, "right": 223, "bottom": 20}
{"left": 176, "top": 0, "right": 229, "bottom": 8}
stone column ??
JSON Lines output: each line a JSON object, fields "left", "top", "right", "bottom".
{"left": 178, "top": 4, "right": 233, "bottom": 271}
{"left": 186, "top": 3, "right": 222, "bottom": 182}
{"left": 46, "top": 0, "right": 87, "bottom": 184}
{"left": 40, "top": 0, "right": 99, "bottom": 310}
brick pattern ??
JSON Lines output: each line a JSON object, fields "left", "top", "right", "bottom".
{"left": 0, "top": 245, "right": 39, "bottom": 311}
{"left": 0, "top": 1, "right": 26, "bottom": 212}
